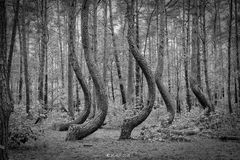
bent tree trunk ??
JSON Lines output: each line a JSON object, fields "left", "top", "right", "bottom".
{"left": 66, "top": 0, "right": 108, "bottom": 141}
{"left": 52, "top": 0, "right": 91, "bottom": 131}
{"left": 190, "top": 0, "right": 213, "bottom": 114}
{"left": 119, "top": 0, "right": 155, "bottom": 140}
{"left": 155, "top": 0, "right": 175, "bottom": 124}
{"left": 0, "top": 0, "right": 13, "bottom": 159}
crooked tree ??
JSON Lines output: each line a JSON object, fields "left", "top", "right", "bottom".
{"left": 155, "top": 0, "right": 175, "bottom": 124}
{"left": 66, "top": 0, "right": 108, "bottom": 141}
{"left": 52, "top": 0, "right": 91, "bottom": 131}
{"left": 189, "top": 0, "right": 213, "bottom": 114}
{"left": 119, "top": 0, "right": 155, "bottom": 139}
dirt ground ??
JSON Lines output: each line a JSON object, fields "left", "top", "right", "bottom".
{"left": 9, "top": 127, "right": 240, "bottom": 160}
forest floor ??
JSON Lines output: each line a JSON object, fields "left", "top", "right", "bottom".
{"left": 9, "top": 126, "right": 240, "bottom": 160}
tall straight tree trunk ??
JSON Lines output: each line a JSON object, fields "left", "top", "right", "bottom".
{"left": 175, "top": 25, "right": 181, "bottom": 114}
{"left": 202, "top": 0, "right": 214, "bottom": 111}
{"left": 186, "top": 0, "right": 192, "bottom": 111}
{"left": 66, "top": 0, "right": 108, "bottom": 140}
{"left": 196, "top": 0, "right": 201, "bottom": 89}
{"left": 182, "top": 0, "right": 191, "bottom": 112}
{"left": 18, "top": 22, "right": 23, "bottom": 104}
{"left": 0, "top": 0, "right": 13, "bottom": 159}
{"left": 109, "top": 0, "right": 126, "bottom": 105}
{"left": 155, "top": 0, "right": 175, "bottom": 124}
{"left": 44, "top": 48, "right": 48, "bottom": 106}
{"left": 227, "top": 0, "right": 233, "bottom": 113}
{"left": 127, "top": 0, "right": 135, "bottom": 107}
{"left": 7, "top": 0, "right": 20, "bottom": 84}
{"left": 103, "top": 0, "right": 108, "bottom": 86}
{"left": 38, "top": 0, "right": 46, "bottom": 103}
{"left": 127, "top": 50, "right": 134, "bottom": 106}
{"left": 119, "top": 0, "right": 155, "bottom": 139}
{"left": 235, "top": 0, "right": 240, "bottom": 104}
{"left": 213, "top": 0, "right": 218, "bottom": 105}
{"left": 57, "top": 0, "right": 64, "bottom": 88}
{"left": 190, "top": 0, "right": 212, "bottom": 114}
{"left": 165, "top": 14, "right": 171, "bottom": 94}
{"left": 110, "top": 60, "right": 115, "bottom": 102}
{"left": 68, "top": 36, "right": 74, "bottom": 119}
{"left": 216, "top": 1, "right": 225, "bottom": 100}
{"left": 135, "top": 0, "right": 141, "bottom": 103}
{"left": 51, "top": 56, "right": 54, "bottom": 107}
{"left": 52, "top": 0, "right": 91, "bottom": 131}
{"left": 21, "top": 0, "right": 30, "bottom": 114}
{"left": 43, "top": 0, "right": 48, "bottom": 107}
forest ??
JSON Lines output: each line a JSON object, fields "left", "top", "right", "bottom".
{"left": 0, "top": 0, "right": 240, "bottom": 159}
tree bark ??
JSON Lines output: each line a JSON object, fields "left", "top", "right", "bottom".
{"left": 196, "top": 0, "right": 201, "bottom": 89}
{"left": 186, "top": 0, "right": 192, "bottom": 111}
{"left": 38, "top": 0, "right": 46, "bottom": 103}
{"left": 135, "top": 0, "right": 141, "bottom": 103}
{"left": 44, "top": 9, "right": 48, "bottom": 109}
{"left": 234, "top": 0, "right": 240, "bottom": 105}
{"left": 109, "top": 0, "right": 126, "bottom": 105}
{"left": 66, "top": 0, "right": 108, "bottom": 141}
{"left": 165, "top": 12, "right": 171, "bottom": 94}
{"left": 21, "top": 0, "right": 30, "bottom": 114}
{"left": 0, "top": 0, "right": 13, "bottom": 159}
{"left": 183, "top": 0, "right": 191, "bottom": 112}
{"left": 155, "top": 0, "right": 175, "bottom": 124}
{"left": 119, "top": 0, "right": 155, "bottom": 139}
{"left": 227, "top": 0, "right": 233, "bottom": 113}
{"left": 67, "top": 3, "right": 74, "bottom": 119}
{"left": 103, "top": 0, "right": 108, "bottom": 87}
{"left": 89, "top": 0, "right": 98, "bottom": 119}
{"left": 57, "top": 0, "right": 64, "bottom": 88}
{"left": 44, "top": 0, "right": 48, "bottom": 107}
{"left": 18, "top": 22, "right": 23, "bottom": 104}
{"left": 110, "top": 60, "right": 115, "bottom": 102}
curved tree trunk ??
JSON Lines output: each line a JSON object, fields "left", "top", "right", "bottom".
{"left": 66, "top": 0, "right": 108, "bottom": 141}
{"left": 190, "top": 0, "right": 213, "bottom": 114}
{"left": 52, "top": 0, "right": 91, "bottom": 131}
{"left": 155, "top": 0, "right": 175, "bottom": 124}
{"left": 119, "top": 0, "right": 156, "bottom": 140}
{"left": 52, "top": 50, "right": 91, "bottom": 130}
